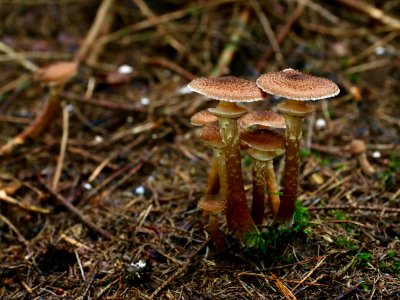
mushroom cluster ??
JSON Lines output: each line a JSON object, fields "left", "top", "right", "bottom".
{"left": 188, "top": 70, "right": 339, "bottom": 248}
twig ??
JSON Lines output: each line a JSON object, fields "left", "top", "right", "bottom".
{"left": 0, "top": 212, "right": 28, "bottom": 245}
{"left": 0, "top": 41, "right": 38, "bottom": 72}
{"left": 250, "top": 1, "right": 285, "bottom": 66}
{"left": 143, "top": 56, "right": 196, "bottom": 81}
{"left": 149, "top": 239, "right": 209, "bottom": 299}
{"left": 132, "top": 0, "right": 186, "bottom": 54}
{"left": 0, "top": 190, "right": 50, "bottom": 214}
{"left": 308, "top": 205, "right": 400, "bottom": 213}
{"left": 336, "top": 0, "right": 400, "bottom": 30}
{"left": 52, "top": 103, "right": 69, "bottom": 191}
{"left": 74, "top": 0, "right": 115, "bottom": 64}
{"left": 210, "top": 7, "right": 250, "bottom": 76}
{"left": 256, "top": 0, "right": 308, "bottom": 72}
{"left": 60, "top": 91, "right": 143, "bottom": 112}
{"left": 38, "top": 178, "right": 113, "bottom": 240}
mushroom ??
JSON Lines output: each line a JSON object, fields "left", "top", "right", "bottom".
{"left": 191, "top": 110, "right": 220, "bottom": 195}
{"left": 198, "top": 195, "right": 227, "bottom": 252}
{"left": 240, "top": 129, "right": 286, "bottom": 224}
{"left": 188, "top": 76, "right": 268, "bottom": 235}
{"left": 256, "top": 69, "right": 339, "bottom": 224}
{"left": 0, "top": 61, "right": 78, "bottom": 155}
{"left": 350, "top": 139, "right": 375, "bottom": 176}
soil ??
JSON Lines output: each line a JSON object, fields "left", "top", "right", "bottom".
{"left": 0, "top": 1, "right": 399, "bottom": 299}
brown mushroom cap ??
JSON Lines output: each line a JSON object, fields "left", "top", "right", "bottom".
{"left": 240, "top": 130, "right": 285, "bottom": 152}
{"left": 239, "top": 111, "right": 286, "bottom": 129}
{"left": 198, "top": 195, "right": 226, "bottom": 214}
{"left": 190, "top": 110, "right": 218, "bottom": 126}
{"left": 350, "top": 139, "right": 366, "bottom": 155}
{"left": 201, "top": 122, "right": 223, "bottom": 148}
{"left": 256, "top": 69, "right": 340, "bottom": 101}
{"left": 188, "top": 76, "right": 268, "bottom": 102}
{"left": 36, "top": 61, "right": 78, "bottom": 85}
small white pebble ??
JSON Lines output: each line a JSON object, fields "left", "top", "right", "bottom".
{"left": 66, "top": 104, "right": 74, "bottom": 112}
{"left": 315, "top": 118, "right": 327, "bottom": 129}
{"left": 135, "top": 186, "right": 145, "bottom": 195}
{"left": 83, "top": 183, "right": 92, "bottom": 190}
{"left": 177, "top": 86, "right": 192, "bottom": 95}
{"left": 131, "top": 259, "right": 147, "bottom": 269}
{"left": 372, "top": 151, "right": 381, "bottom": 158}
{"left": 375, "top": 46, "right": 386, "bottom": 56}
{"left": 118, "top": 64, "right": 134, "bottom": 74}
{"left": 94, "top": 135, "right": 103, "bottom": 143}
{"left": 140, "top": 97, "right": 150, "bottom": 106}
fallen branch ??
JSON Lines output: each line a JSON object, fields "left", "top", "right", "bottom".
{"left": 38, "top": 177, "right": 114, "bottom": 240}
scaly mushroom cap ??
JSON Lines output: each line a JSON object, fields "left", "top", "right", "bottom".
{"left": 256, "top": 69, "right": 339, "bottom": 101}
{"left": 350, "top": 139, "right": 366, "bottom": 155}
{"left": 188, "top": 76, "right": 268, "bottom": 102}
{"left": 240, "top": 130, "right": 285, "bottom": 152}
{"left": 239, "top": 111, "right": 286, "bottom": 129}
{"left": 36, "top": 61, "right": 78, "bottom": 85}
{"left": 198, "top": 195, "right": 226, "bottom": 214}
{"left": 190, "top": 110, "right": 218, "bottom": 126}
{"left": 201, "top": 122, "right": 223, "bottom": 148}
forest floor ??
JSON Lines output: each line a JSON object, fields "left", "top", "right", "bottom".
{"left": 0, "top": 0, "right": 399, "bottom": 299}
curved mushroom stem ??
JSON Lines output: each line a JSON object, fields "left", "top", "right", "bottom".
{"left": 276, "top": 113, "right": 303, "bottom": 224}
{"left": 213, "top": 147, "right": 227, "bottom": 197}
{"left": 0, "top": 87, "right": 60, "bottom": 155}
{"left": 251, "top": 159, "right": 267, "bottom": 225}
{"left": 265, "top": 160, "right": 280, "bottom": 216}
{"left": 208, "top": 213, "right": 226, "bottom": 252}
{"left": 218, "top": 112, "right": 254, "bottom": 236}
{"left": 207, "top": 158, "right": 220, "bottom": 195}
{"left": 356, "top": 153, "right": 375, "bottom": 176}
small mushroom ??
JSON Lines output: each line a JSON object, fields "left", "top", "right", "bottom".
{"left": 188, "top": 76, "right": 268, "bottom": 236}
{"left": 256, "top": 69, "right": 339, "bottom": 224}
{"left": 191, "top": 110, "right": 220, "bottom": 195}
{"left": 0, "top": 61, "right": 78, "bottom": 155}
{"left": 240, "top": 129, "right": 286, "bottom": 224}
{"left": 350, "top": 139, "right": 375, "bottom": 176}
{"left": 198, "top": 195, "right": 227, "bottom": 252}
{"left": 200, "top": 122, "right": 227, "bottom": 198}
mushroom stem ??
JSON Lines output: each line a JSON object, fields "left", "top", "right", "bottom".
{"left": 251, "top": 159, "right": 267, "bottom": 225}
{"left": 208, "top": 214, "right": 226, "bottom": 252}
{"left": 0, "top": 87, "right": 59, "bottom": 155}
{"left": 207, "top": 158, "right": 220, "bottom": 195}
{"left": 218, "top": 113, "right": 254, "bottom": 235}
{"left": 213, "top": 147, "right": 228, "bottom": 197}
{"left": 277, "top": 113, "right": 303, "bottom": 224}
{"left": 357, "top": 152, "right": 375, "bottom": 176}
{"left": 265, "top": 160, "right": 280, "bottom": 216}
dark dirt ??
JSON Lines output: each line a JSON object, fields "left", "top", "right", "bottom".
{"left": 0, "top": 1, "right": 399, "bottom": 299}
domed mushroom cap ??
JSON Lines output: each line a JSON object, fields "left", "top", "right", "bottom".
{"left": 198, "top": 195, "right": 226, "bottom": 214}
{"left": 188, "top": 76, "right": 268, "bottom": 102}
{"left": 190, "top": 110, "right": 218, "bottom": 126}
{"left": 256, "top": 69, "right": 339, "bottom": 101}
{"left": 350, "top": 139, "right": 366, "bottom": 155}
{"left": 239, "top": 111, "right": 286, "bottom": 129}
{"left": 36, "top": 61, "right": 78, "bottom": 85}
{"left": 201, "top": 122, "right": 223, "bottom": 148}
{"left": 240, "top": 130, "right": 285, "bottom": 152}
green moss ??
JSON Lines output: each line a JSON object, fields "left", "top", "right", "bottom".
{"left": 246, "top": 201, "right": 311, "bottom": 255}
{"left": 353, "top": 252, "right": 373, "bottom": 268}
{"left": 335, "top": 236, "right": 358, "bottom": 251}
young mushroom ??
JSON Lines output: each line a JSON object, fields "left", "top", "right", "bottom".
{"left": 239, "top": 111, "right": 286, "bottom": 223}
{"left": 191, "top": 110, "right": 220, "bottom": 195}
{"left": 240, "top": 129, "right": 285, "bottom": 224}
{"left": 350, "top": 139, "right": 375, "bottom": 176}
{"left": 188, "top": 76, "right": 268, "bottom": 236}
{"left": 256, "top": 69, "right": 339, "bottom": 224}
{"left": 198, "top": 195, "right": 227, "bottom": 252}
{"left": 0, "top": 61, "right": 78, "bottom": 155}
